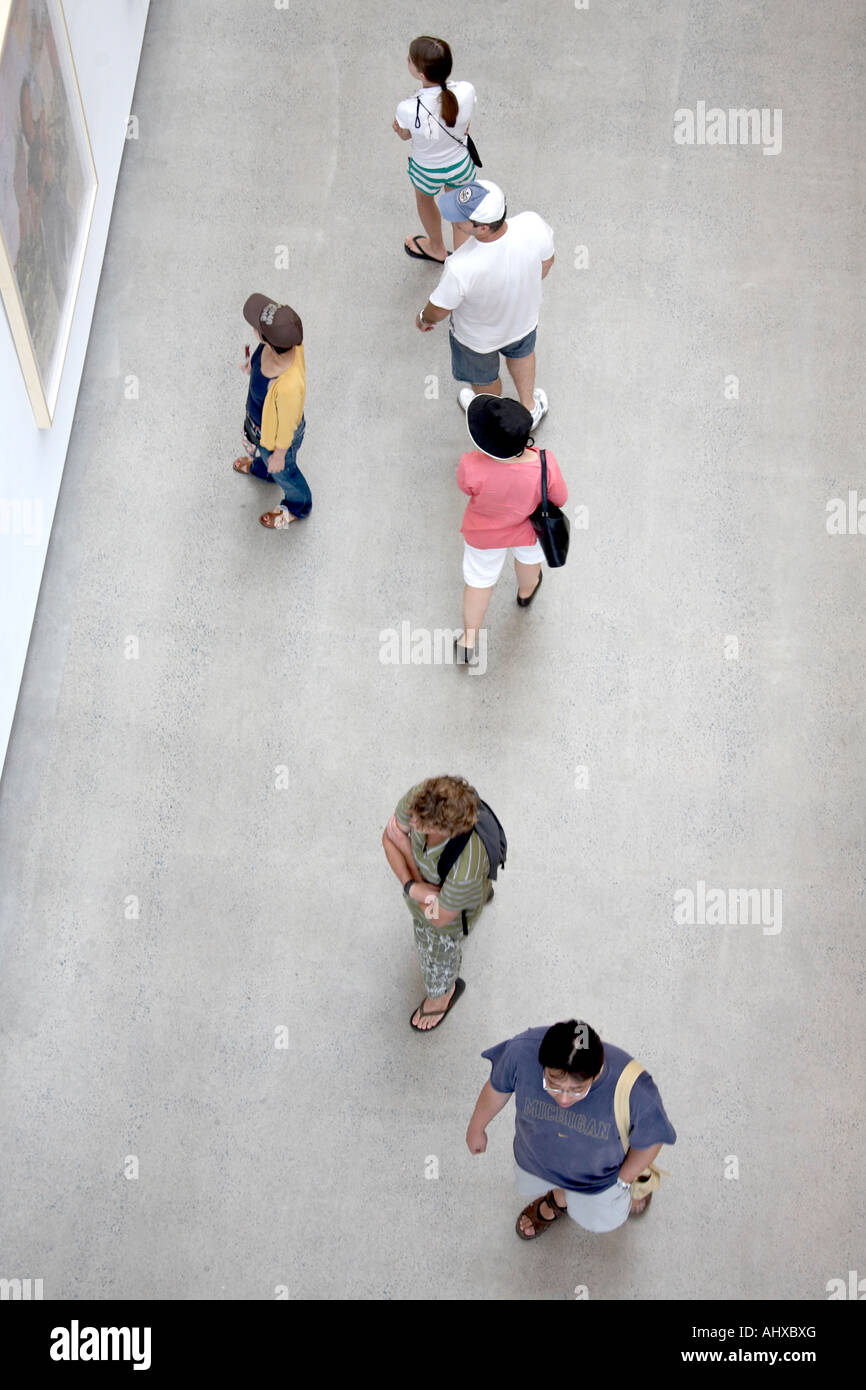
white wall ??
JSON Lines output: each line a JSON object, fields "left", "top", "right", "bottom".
{"left": 0, "top": 0, "right": 149, "bottom": 778}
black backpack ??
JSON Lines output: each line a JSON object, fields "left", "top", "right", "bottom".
{"left": 437, "top": 797, "right": 507, "bottom": 932}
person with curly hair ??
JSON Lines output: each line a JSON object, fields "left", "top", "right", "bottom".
{"left": 382, "top": 775, "right": 493, "bottom": 1032}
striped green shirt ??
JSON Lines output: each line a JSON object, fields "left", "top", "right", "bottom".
{"left": 395, "top": 785, "right": 490, "bottom": 927}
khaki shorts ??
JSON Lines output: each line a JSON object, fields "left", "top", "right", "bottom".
{"left": 514, "top": 1161, "right": 631, "bottom": 1233}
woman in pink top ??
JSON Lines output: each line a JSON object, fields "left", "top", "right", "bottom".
{"left": 455, "top": 395, "right": 568, "bottom": 666}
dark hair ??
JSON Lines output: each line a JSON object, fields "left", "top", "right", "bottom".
{"left": 538, "top": 1020, "right": 604, "bottom": 1080}
{"left": 409, "top": 36, "right": 458, "bottom": 127}
{"left": 470, "top": 206, "right": 507, "bottom": 235}
{"left": 262, "top": 337, "right": 295, "bottom": 356}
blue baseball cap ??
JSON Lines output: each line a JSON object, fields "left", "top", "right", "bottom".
{"left": 437, "top": 179, "right": 506, "bottom": 224}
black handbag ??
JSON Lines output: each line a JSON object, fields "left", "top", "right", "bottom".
{"left": 243, "top": 410, "right": 261, "bottom": 446}
{"left": 415, "top": 96, "right": 482, "bottom": 168}
{"left": 529, "top": 449, "right": 570, "bottom": 568}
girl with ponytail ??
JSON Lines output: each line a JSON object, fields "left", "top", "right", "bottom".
{"left": 393, "top": 36, "right": 478, "bottom": 264}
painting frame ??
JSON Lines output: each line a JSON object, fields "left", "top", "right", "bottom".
{"left": 0, "top": 0, "right": 97, "bottom": 428}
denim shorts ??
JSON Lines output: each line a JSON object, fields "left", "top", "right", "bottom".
{"left": 449, "top": 327, "right": 537, "bottom": 384}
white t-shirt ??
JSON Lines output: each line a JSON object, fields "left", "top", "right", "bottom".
{"left": 395, "top": 81, "right": 476, "bottom": 167}
{"left": 429, "top": 212, "right": 555, "bottom": 352}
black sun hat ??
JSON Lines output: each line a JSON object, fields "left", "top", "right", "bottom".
{"left": 466, "top": 394, "right": 533, "bottom": 459}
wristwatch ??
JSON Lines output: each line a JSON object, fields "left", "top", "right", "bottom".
{"left": 403, "top": 879, "right": 415, "bottom": 897}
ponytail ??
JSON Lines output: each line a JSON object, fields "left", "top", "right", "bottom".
{"left": 439, "top": 81, "right": 458, "bottom": 129}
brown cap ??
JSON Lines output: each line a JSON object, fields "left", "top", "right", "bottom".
{"left": 243, "top": 293, "right": 303, "bottom": 350}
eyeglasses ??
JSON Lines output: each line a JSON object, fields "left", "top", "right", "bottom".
{"left": 542, "top": 1073, "right": 592, "bottom": 1099}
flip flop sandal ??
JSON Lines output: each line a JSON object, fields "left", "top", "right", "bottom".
{"left": 259, "top": 508, "right": 297, "bottom": 529}
{"left": 516, "top": 1189, "right": 568, "bottom": 1241}
{"left": 233, "top": 457, "right": 256, "bottom": 473}
{"left": 404, "top": 235, "right": 451, "bottom": 264}
{"left": 409, "top": 977, "right": 465, "bottom": 1032}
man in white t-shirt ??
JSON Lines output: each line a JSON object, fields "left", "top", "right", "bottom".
{"left": 414, "top": 181, "right": 555, "bottom": 428}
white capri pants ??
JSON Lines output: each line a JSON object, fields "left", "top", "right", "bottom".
{"left": 515, "top": 1161, "right": 631, "bottom": 1233}
{"left": 463, "top": 540, "right": 545, "bottom": 588}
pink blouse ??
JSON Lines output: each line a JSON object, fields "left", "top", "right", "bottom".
{"left": 457, "top": 447, "right": 568, "bottom": 548}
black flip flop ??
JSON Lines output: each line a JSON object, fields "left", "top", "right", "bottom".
{"left": 410, "top": 977, "right": 465, "bottom": 1032}
{"left": 404, "top": 236, "right": 451, "bottom": 264}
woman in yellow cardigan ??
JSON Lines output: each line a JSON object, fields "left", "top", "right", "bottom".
{"left": 234, "top": 294, "right": 311, "bottom": 530}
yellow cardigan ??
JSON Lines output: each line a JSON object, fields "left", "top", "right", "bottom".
{"left": 260, "top": 346, "right": 305, "bottom": 450}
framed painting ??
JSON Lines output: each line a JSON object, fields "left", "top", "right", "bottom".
{"left": 0, "top": 0, "right": 97, "bottom": 427}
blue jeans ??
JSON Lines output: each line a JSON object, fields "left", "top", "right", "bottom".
{"left": 249, "top": 415, "right": 311, "bottom": 517}
{"left": 449, "top": 327, "right": 537, "bottom": 385}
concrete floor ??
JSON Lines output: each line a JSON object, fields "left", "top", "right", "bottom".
{"left": 1, "top": 0, "right": 864, "bottom": 1300}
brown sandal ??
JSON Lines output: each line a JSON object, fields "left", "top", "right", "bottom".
{"left": 516, "top": 1189, "right": 568, "bottom": 1240}
{"left": 259, "top": 507, "right": 297, "bottom": 529}
{"left": 233, "top": 457, "right": 254, "bottom": 473}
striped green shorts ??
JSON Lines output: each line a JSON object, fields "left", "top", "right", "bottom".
{"left": 408, "top": 150, "right": 476, "bottom": 195}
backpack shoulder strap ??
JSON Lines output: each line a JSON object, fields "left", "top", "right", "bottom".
{"left": 613, "top": 1059, "right": 645, "bottom": 1155}
{"left": 436, "top": 831, "right": 470, "bottom": 886}
{"left": 437, "top": 797, "right": 504, "bottom": 885}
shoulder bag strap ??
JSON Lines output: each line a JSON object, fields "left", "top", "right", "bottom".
{"left": 612, "top": 1059, "right": 645, "bottom": 1155}
{"left": 416, "top": 93, "right": 468, "bottom": 147}
{"left": 539, "top": 448, "right": 549, "bottom": 517}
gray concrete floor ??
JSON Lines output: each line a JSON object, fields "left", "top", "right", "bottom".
{"left": 1, "top": 0, "right": 864, "bottom": 1300}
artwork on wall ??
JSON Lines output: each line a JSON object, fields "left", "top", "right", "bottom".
{"left": 0, "top": 0, "right": 97, "bottom": 427}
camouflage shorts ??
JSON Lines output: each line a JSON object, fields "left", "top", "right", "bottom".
{"left": 411, "top": 918, "right": 466, "bottom": 997}
{"left": 409, "top": 891, "right": 488, "bottom": 993}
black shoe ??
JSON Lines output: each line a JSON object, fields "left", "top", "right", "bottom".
{"left": 485, "top": 886, "right": 495, "bottom": 904}
{"left": 517, "top": 570, "right": 543, "bottom": 608}
{"left": 454, "top": 637, "right": 479, "bottom": 668}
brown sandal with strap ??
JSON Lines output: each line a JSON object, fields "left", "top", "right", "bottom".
{"left": 516, "top": 1189, "right": 568, "bottom": 1240}
{"left": 260, "top": 507, "right": 297, "bottom": 529}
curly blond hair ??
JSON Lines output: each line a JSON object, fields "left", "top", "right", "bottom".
{"left": 408, "top": 776, "right": 478, "bottom": 836}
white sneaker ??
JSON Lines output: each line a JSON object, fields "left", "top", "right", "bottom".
{"left": 530, "top": 388, "right": 549, "bottom": 429}
{"left": 458, "top": 388, "right": 475, "bottom": 412}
